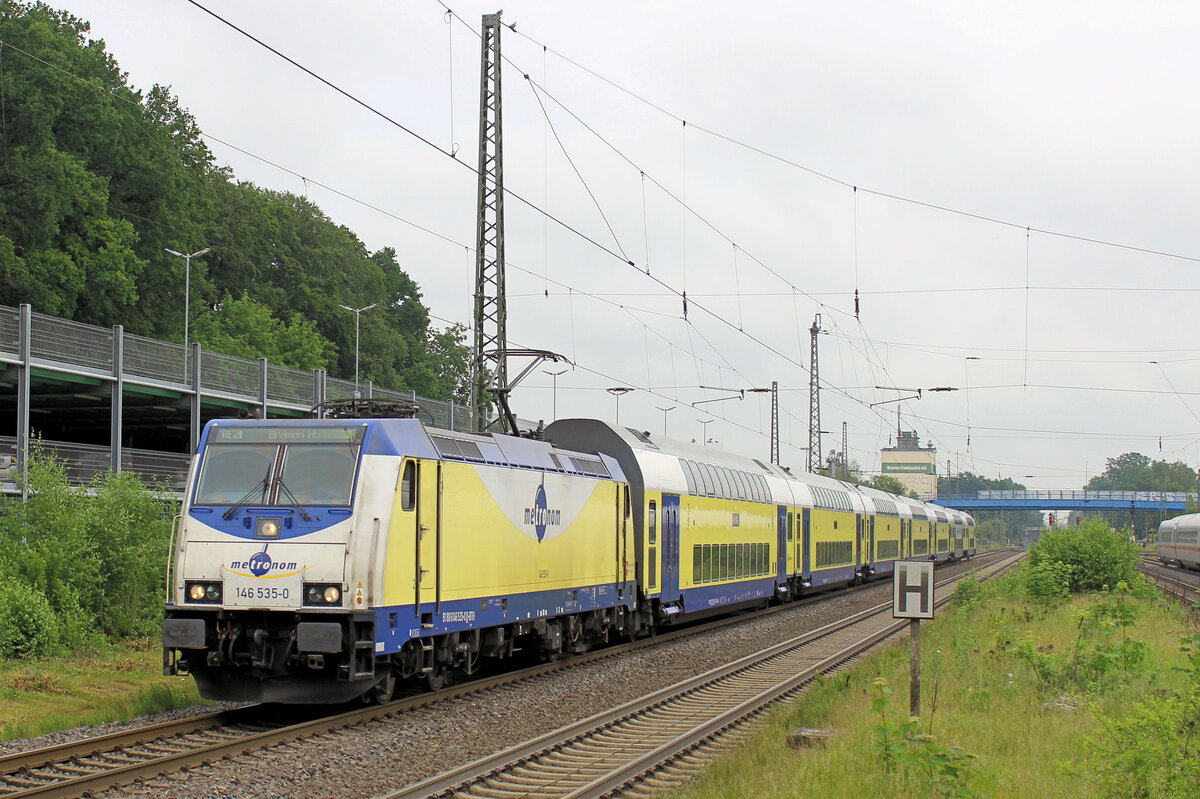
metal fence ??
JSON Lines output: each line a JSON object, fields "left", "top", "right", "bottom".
{"left": 976, "top": 489, "right": 1198, "bottom": 503}
{"left": 0, "top": 436, "right": 190, "bottom": 492}
{"left": 0, "top": 304, "right": 472, "bottom": 432}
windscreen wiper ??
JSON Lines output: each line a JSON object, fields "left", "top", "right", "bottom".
{"left": 221, "top": 476, "right": 269, "bottom": 520}
{"left": 275, "top": 479, "right": 314, "bottom": 521}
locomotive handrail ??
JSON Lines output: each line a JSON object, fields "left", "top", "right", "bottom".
{"left": 165, "top": 513, "right": 181, "bottom": 604}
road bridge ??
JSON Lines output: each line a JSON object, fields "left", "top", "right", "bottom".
{"left": 930, "top": 490, "right": 1197, "bottom": 514}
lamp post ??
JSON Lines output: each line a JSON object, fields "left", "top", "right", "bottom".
{"left": 544, "top": 368, "right": 567, "bottom": 420}
{"left": 656, "top": 405, "right": 675, "bottom": 436}
{"left": 607, "top": 387, "right": 633, "bottom": 424}
{"left": 164, "top": 246, "right": 210, "bottom": 378}
{"left": 698, "top": 418, "right": 712, "bottom": 444}
{"left": 338, "top": 303, "right": 377, "bottom": 396}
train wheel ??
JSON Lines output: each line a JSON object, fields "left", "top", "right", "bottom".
{"left": 424, "top": 663, "right": 446, "bottom": 691}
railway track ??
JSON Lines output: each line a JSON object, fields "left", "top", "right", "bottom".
{"left": 1139, "top": 556, "right": 1200, "bottom": 612}
{"left": 0, "top": 551, "right": 1011, "bottom": 799}
{"left": 385, "top": 551, "right": 1025, "bottom": 799}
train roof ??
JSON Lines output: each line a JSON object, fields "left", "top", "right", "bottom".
{"left": 200, "top": 417, "right": 628, "bottom": 483}
{"left": 1160, "top": 513, "right": 1200, "bottom": 532}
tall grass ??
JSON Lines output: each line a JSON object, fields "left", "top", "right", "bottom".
{"left": 0, "top": 643, "right": 203, "bottom": 741}
{"left": 673, "top": 575, "right": 1197, "bottom": 799}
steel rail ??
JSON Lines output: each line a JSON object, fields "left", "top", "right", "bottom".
{"left": 386, "top": 552, "right": 1024, "bottom": 799}
{"left": 0, "top": 550, "right": 1012, "bottom": 798}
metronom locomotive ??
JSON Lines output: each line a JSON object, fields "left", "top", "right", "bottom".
{"left": 163, "top": 415, "right": 974, "bottom": 704}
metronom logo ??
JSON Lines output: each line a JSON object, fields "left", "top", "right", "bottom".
{"left": 523, "top": 484, "right": 561, "bottom": 542}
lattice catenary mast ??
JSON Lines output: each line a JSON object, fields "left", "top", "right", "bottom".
{"left": 808, "top": 314, "right": 822, "bottom": 473}
{"left": 471, "top": 12, "right": 507, "bottom": 432}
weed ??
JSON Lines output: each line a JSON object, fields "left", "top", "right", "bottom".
{"left": 870, "top": 678, "right": 993, "bottom": 798}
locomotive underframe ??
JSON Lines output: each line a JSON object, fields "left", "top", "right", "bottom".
{"left": 164, "top": 603, "right": 646, "bottom": 703}
{"left": 163, "top": 608, "right": 378, "bottom": 704}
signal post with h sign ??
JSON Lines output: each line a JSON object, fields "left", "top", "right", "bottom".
{"left": 893, "top": 560, "right": 936, "bottom": 717}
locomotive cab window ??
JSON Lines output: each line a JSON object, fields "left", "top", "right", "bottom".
{"left": 400, "top": 460, "right": 416, "bottom": 511}
{"left": 648, "top": 501, "right": 657, "bottom": 544}
{"left": 195, "top": 424, "right": 364, "bottom": 507}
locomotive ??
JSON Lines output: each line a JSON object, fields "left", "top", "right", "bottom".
{"left": 163, "top": 415, "right": 974, "bottom": 704}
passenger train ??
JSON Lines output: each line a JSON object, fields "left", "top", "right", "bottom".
{"left": 163, "top": 416, "right": 975, "bottom": 704}
{"left": 1156, "top": 514, "right": 1200, "bottom": 570}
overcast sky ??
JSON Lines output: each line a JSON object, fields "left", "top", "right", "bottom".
{"left": 59, "top": 0, "right": 1200, "bottom": 488}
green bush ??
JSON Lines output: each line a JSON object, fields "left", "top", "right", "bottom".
{"left": 1072, "top": 630, "right": 1200, "bottom": 797}
{"left": 1026, "top": 519, "right": 1138, "bottom": 593}
{"left": 0, "top": 446, "right": 176, "bottom": 654}
{"left": 1023, "top": 559, "right": 1075, "bottom": 609}
{"left": 0, "top": 581, "right": 59, "bottom": 658}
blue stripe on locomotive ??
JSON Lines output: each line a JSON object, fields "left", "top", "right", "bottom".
{"left": 373, "top": 581, "right": 636, "bottom": 652}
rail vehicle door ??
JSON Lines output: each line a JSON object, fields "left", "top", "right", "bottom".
{"left": 777, "top": 507, "right": 789, "bottom": 582}
{"left": 661, "top": 495, "right": 681, "bottom": 600}
{"left": 855, "top": 515, "right": 863, "bottom": 570}
{"left": 414, "top": 459, "right": 442, "bottom": 616}
{"left": 868, "top": 516, "right": 876, "bottom": 570}
{"left": 782, "top": 510, "right": 794, "bottom": 581}
{"left": 801, "top": 509, "right": 811, "bottom": 576}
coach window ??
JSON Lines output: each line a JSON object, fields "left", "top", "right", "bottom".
{"left": 400, "top": 460, "right": 416, "bottom": 511}
{"left": 715, "top": 467, "right": 731, "bottom": 499}
{"left": 648, "top": 500, "right": 658, "bottom": 544}
{"left": 682, "top": 461, "right": 698, "bottom": 494}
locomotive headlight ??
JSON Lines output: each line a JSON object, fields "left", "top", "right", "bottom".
{"left": 255, "top": 517, "right": 283, "bottom": 540}
{"left": 184, "top": 581, "right": 222, "bottom": 604}
{"left": 303, "top": 583, "right": 342, "bottom": 606}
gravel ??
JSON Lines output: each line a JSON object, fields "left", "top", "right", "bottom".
{"left": 5, "top": 558, "right": 987, "bottom": 798}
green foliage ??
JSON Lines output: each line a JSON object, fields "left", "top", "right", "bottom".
{"left": 0, "top": 446, "right": 175, "bottom": 652}
{"left": 937, "top": 471, "right": 1028, "bottom": 496}
{"left": 0, "top": 581, "right": 58, "bottom": 658}
{"left": 871, "top": 474, "right": 910, "bottom": 495}
{"left": 870, "top": 678, "right": 992, "bottom": 797}
{"left": 1023, "top": 559, "right": 1075, "bottom": 609}
{"left": 193, "top": 292, "right": 336, "bottom": 370}
{"left": 1026, "top": 518, "right": 1139, "bottom": 593}
{"left": 1070, "top": 630, "right": 1200, "bottom": 797}
{"left": 0, "top": 2, "right": 471, "bottom": 402}
{"left": 998, "top": 584, "right": 1148, "bottom": 693}
{"left": 1086, "top": 451, "right": 1198, "bottom": 493}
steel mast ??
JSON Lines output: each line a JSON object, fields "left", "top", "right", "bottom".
{"left": 471, "top": 12, "right": 506, "bottom": 432}
{"left": 808, "top": 314, "right": 822, "bottom": 473}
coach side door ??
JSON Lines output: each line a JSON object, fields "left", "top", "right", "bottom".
{"left": 661, "top": 495, "right": 681, "bottom": 601}
{"left": 801, "top": 509, "right": 811, "bottom": 577}
{"left": 778, "top": 507, "right": 789, "bottom": 583}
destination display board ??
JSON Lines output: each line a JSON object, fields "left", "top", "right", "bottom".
{"left": 210, "top": 425, "right": 365, "bottom": 445}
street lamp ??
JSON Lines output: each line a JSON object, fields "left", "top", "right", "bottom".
{"left": 698, "top": 418, "right": 713, "bottom": 444}
{"left": 164, "top": 246, "right": 210, "bottom": 377}
{"left": 338, "top": 303, "right": 377, "bottom": 396}
{"left": 656, "top": 405, "right": 676, "bottom": 436}
{"left": 544, "top": 368, "right": 567, "bottom": 421}
{"left": 607, "top": 387, "right": 633, "bottom": 424}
